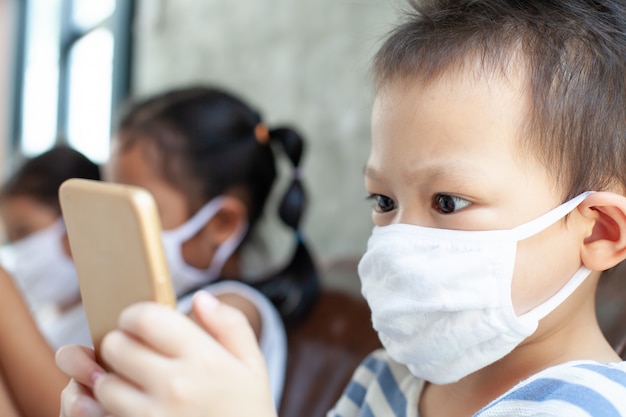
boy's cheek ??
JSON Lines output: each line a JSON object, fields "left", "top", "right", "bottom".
{"left": 510, "top": 228, "right": 581, "bottom": 315}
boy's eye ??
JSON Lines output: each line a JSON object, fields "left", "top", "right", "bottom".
{"left": 369, "top": 194, "right": 397, "bottom": 213}
{"left": 432, "top": 193, "right": 471, "bottom": 214}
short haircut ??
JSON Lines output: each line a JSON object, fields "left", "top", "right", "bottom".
{"left": 373, "top": 0, "right": 626, "bottom": 200}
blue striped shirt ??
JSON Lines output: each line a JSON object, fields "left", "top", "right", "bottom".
{"left": 328, "top": 349, "right": 626, "bottom": 417}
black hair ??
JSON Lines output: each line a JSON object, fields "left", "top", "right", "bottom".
{"left": 373, "top": 0, "right": 626, "bottom": 201}
{"left": 116, "top": 86, "right": 319, "bottom": 325}
{"left": 1, "top": 145, "right": 101, "bottom": 213}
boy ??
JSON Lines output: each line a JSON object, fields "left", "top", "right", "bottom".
{"left": 57, "top": 1, "right": 626, "bottom": 416}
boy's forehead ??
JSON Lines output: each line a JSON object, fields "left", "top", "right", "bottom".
{"left": 368, "top": 69, "right": 540, "bottom": 177}
{"left": 371, "top": 65, "right": 531, "bottom": 140}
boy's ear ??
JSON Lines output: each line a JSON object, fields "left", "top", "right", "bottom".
{"left": 578, "top": 192, "right": 626, "bottom": 271}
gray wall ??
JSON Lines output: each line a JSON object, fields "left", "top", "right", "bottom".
{"left": 133, "top": 0, "right": 403, "bottom": 290}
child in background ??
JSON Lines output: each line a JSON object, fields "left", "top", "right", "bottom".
{"left": 0, "top": 146, "right": 98, "bottom": 417}
{"left": 103, "top": 85, "right": 316, "bottom": 406}
{"left": 0, "top": 145, "right": 100, "bottom": 349}
{"left": 56, "top": 1, "right": 626, "bottom": 416}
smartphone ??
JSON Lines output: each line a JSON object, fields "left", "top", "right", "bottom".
{"left": 59, "top": 178, "right": 176, "bottom": 368}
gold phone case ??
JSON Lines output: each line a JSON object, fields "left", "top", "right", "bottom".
{"left": 59, "top": 178, "right": 175, "bottom": 367}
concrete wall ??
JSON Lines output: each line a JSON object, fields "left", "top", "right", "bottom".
{"left": 133, "top": 0, "right": 403, "bottom": 290}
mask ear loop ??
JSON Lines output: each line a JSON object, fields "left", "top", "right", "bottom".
{"left": 519, "top": 266, "right": 593, "bottom": 325}
{"left": 509, "top": 192, "right": 594, "bottom": 241}
{"left": 514, "top": 191, "right": 594, "bottom": 325}
{"left": 206, "top": 216, "right": 249, "bottom": 280}
{"left": 162, "top": 197, "right": 226, "bottom": 242}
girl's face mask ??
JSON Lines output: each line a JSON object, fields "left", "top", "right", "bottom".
{"left": 358, "top": 192, "right": 593, "bottom": 384}
{"left": 161, "top": 196, "right": 247, "bottom": 296}
{"left": 1, "top": 219, "right": 80, "bottom": 311}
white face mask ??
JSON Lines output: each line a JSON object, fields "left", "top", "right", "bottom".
{"left": 0, "top": 219, "right": 80, "bottom": 310}
{"left": 358, "top": 192, "right": 593, "bottom": 385}
{"left": 161, "top": 196, "right": 247, "bottom": 296}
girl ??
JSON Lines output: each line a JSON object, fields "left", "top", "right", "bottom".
{"left": 104, "top": 85, "right": 317, "bottom": 405}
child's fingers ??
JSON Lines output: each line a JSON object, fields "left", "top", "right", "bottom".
{"left": 59, "top": 379, "right": 107, "bottom": 417}
{"left": 56, "top": 345, "right": 106, "bottom": 389}
{"left": 87, "top": 294, "right": 276, "bottom": 417}
{"left": 116, "top": 301, "right": 215, "bottom": 358}
{"left": 92, "top": 372, "right": 148, "bottom": 417}
{"left": 56, "top": 346, "right": 108, "bottom": 417}
{"left": 99, "top": 329, "right": 172, "bottom": 392}
{"left": 191, "top": 291, "right": 266, "bottom": 370}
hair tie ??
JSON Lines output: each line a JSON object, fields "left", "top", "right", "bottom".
{"left": 254, "top": 123, "right": 270, "bottom": 145}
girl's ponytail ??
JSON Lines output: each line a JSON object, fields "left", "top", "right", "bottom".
{"left": 251, "top": 127, "right": 320, "bottom": 326}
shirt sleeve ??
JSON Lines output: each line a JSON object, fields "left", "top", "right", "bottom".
{"left": 327, "top": 349, "right": 421, "bottom": 417}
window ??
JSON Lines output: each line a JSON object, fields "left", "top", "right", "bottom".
{"left": 11, "top": 0, "right": 134, "bottom": 164}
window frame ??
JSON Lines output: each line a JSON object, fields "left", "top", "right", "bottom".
{"left": 9, "top": 0, "right": 135, "bottom": 164}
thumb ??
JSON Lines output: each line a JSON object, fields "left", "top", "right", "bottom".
{"left": 56, "top": 345, "right": 105, "bottom": 389}
{"left": 191, "top": 291, "right": 267, "bottom": 371}
{"left": 59, "top": 379, "right": 107, "bottom": 417}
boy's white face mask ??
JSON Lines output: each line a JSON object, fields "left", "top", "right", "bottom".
{"left": 161, "top": 196, "right": 247, "bottom": 296}
{"left": 358, "top": 192, "right": 593, "bottom": 385}
{"left": 1, "top": 219, "right": 80, "bottom": 311}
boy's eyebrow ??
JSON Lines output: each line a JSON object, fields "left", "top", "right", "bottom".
{"left": 364, "top": 162, "right": 481, "bottom": 185}
{"left": 405, "top": 163, "right": 478, "bottom": 185}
